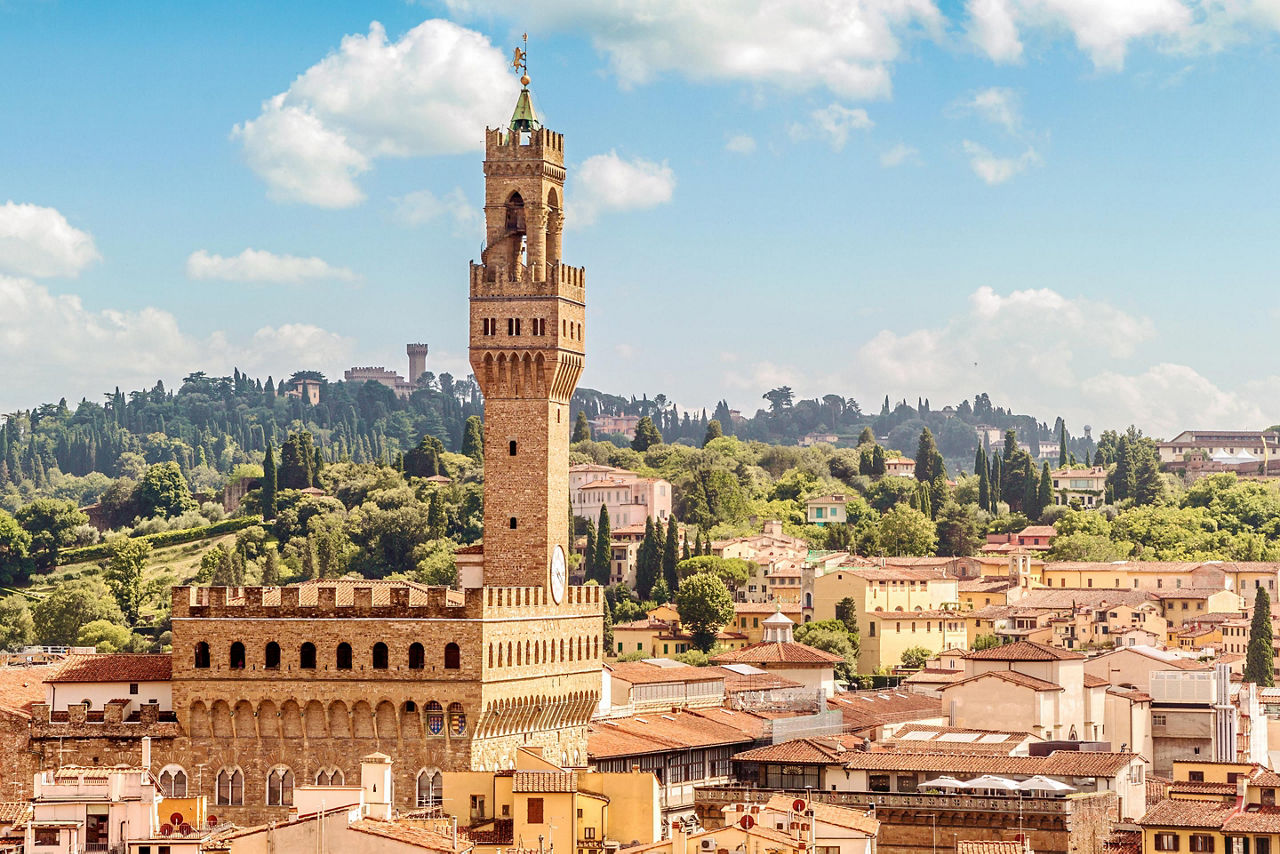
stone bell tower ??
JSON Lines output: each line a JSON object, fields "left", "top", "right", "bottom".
{"left": 469, "top": 76, "right": 586, "bottom": 592}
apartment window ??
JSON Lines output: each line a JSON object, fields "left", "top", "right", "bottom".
{"left": 129, "top": 682, "right": 139, "bottom": 695}
{"left": 528, "top": 798, "right": 544, "bottom": 824}
{"left": 584, "top": 828, "right": 597, "bottom": 839}
{"left": 869, "top": 623, "right": 876, "bottom": 637}
{"left": 816, "top": 847, "right": 841, "bottom": 854}
{"left": 1257, "top": 837, "right": 1271, "bottom": 854}
{"left": 1154, "top": 834, "right": 1179, "bottom": 851}
{"left": 34, "top": 828, "right": 59, "bottom": 846}
{"left": 869, "top": 774, "right": 891, "bottom": 792}
{"left": 1153, "top": 715, "right": 1168, "bottom": 726}
{"left": 1190, "top": 836, "right": 1214, "bottom": 853}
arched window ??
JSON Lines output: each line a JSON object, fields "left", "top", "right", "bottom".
{"left": 194, "top": 642, "right": 210, "bottom": 669}
{"left": 509, "top": 440, "right": 518, "bottom": 456}
{"left": 426, "top": 702, "right": 444, "bottom": 736}
{"left": 314, "top": 768, "right": 344, "bottom": 786}
{"left": 416, "top": 769, "right": 443, "bottom": 809}
{"left": 444, "top": 643, "right": 460, "bottom": 670}
{"left": 448, "top": 703, "right": 467, "bottom": 736}
{"left": 404, "top": 700, "right": 417, "bottom": 713}
{"left": 336, "top": 643, "right": 352, "bottom": 670}
{"left": 409, "top": 643, "right": 425, "bottom": 670}
{"left": 372, "top": 643, "right": 388, "bottom": 670}
{"left": 159, "top": 765, "right": 187, "bottom": 797}
{"left": 265, "top": 642, "right": 281, "bottom": 669}
{"left": 300, "top": 643, "right": 316, "bottom": 670}
{"left": 488, "top": 645, "right": 494, "bottom": 668}
{"left": 266, "top": 767, "right": 294, "bottom": 806}
{"left": 216, "top": 768, "right": 244, "bottom": 805}
{"left": 509, "top": 517, "right": 518, "bottom": 529}
{"left": 516, "top": 643, "right": 522, "bottom": 666}
{"left": 230, "top": 642, "right": 245, "bottom": 670}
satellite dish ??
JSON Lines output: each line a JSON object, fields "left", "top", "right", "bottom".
{"left": 207, "top": 815, "right": 218, "bottom": 827}
{"left": 792, "top": 798, "right": 807, "bottom": 813}
{"left": 160, "top": 824, "right": 173, "bottom": 837}
{"left": 170, "top": 812, "right": 184, "bottom": 826}
{"left": 179, "top": 823, "right": 192, "bottom": 835}
{"left": 739, "top": 815, "right": 755, "bottom": 830}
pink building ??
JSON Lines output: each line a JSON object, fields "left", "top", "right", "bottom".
{"left": 570, "top": 463, "right": 672, "bottom": 528}
{"left": 590, "top": 414, "right": 641, "bottom": 439}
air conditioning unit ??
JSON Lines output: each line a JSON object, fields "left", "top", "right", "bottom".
{"left": 700, "top": 838, "right": 717, "bottom": 851}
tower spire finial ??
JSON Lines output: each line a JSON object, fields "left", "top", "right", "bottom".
{"left": 512, "top": 32, "right": 530, "bottom": 87}
{"left": 508, "top": 33, "right": 540, "bottom": 135}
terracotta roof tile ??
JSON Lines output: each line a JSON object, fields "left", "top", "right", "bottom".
{"left": 1251, "top": 769, "right": 1280, "bottom": 787}
{"left": 957, "top": 843, "right": 1026, "bottom": 854}
{"left": 826, "top": 691, "right": 943, "bottom": 732}
{"left": 348, "top": 819, "right": 462, "bottom": 852}
{"left": 609, "top": 662, "right": 724, "bottom": 686}
{"left": 1223, "top": 807, "right": 1280, "bottom": 833}
{"left": 1167, "top": 781, "right": 1238, "bottom": 796}
{"left": 1137, "top": 799, "right": 1237, "bottom": 828}
{"left": 1083, "top": 673, "right": 1110, "bottom": 688}
{"left": 948, "top": 671, "right": 1064, "bottom": 693}
{"left": 711, "top": 641, "right": 844, "bottom": 666}
{"left": 834, "top": 750, "right": 1138, "bottom": 777}
{"left": 963, "top": 640, "right": 1085, "bottom": 661}
{"left": 734, "top": 736, "right": 864, "bottom": 765}
{"left": 0, "top": 664, "right": 58, "bottom": 713}
{"left": 0, "top": 801, "right": 31, "bottom": 826}
{"left": 588, "top": 709, "right": 762, "bottom": 759}
{"left": 47, "top": 653, "right": 171, "bottom": 684}
{"left": 512, "top": 771, "right": 578, "bottom": 793}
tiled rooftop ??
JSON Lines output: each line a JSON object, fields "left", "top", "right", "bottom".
{"left": 47, "top": 654, "right": 171, "bottom": 684}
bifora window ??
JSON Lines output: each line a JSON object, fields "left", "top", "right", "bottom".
{"left": 314, "top": 768, "right": 344, "bottom": 786}
{"left": 266, "top": 767, "right": 294, "bottom": 807}
{"left": 216, "top": 768, "right": 244, "bottom": 805}
{"left": 158, "top": 766, "right": 187, "bottom": 797}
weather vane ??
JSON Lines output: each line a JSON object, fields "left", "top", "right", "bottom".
{"left": 512, "top": 33, "right": 530, "bottom": 86}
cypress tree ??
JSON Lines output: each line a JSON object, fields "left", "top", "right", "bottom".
{"left": 594, "top": 505, "right": 612, "bottom": 586}
{"left": 990, "top": 456, "right": 1002, "bottom": 513}
{"left": 974, "top": 446, "right": 985, "bottom": 476}
{"left": 1245, "top": 586, "right": 1276, "bottom": 687}
{"left": 703, "top": 419, "right": 723, "bottom": 447}
{"left": 262, "top": 443, "right": 278, "bottom": 520}
{"left": 636, "top": 517, "right": 658, "bottom": 598}
{"left": 571, "top": 411, "right": 592, "bottom": 443}
{"left": 262, "top": 547, "right": 280, "bottom": 586}
{"left": 663, "top": 515, "right": 679, "bottom": 591}
{"left": 871, "top": 445, "right": 886, "bottom": 477}
{"left": 858, "top": 448, "right": 872, "bottom": 476}
{"left": 1058, "top": 422, "right": 1068, "bottom": 467}
{"left": 462, "top": 416, "right": 484, "bottom": 461}
{"left": 858, "top": 426, "right": 875, "bottom": 445}
{"left": 427, "top": 491, "right": 446, "bottom": 540}
{"left": 1022, "top": 458, "right": 1038, "bottom": 518}
{"left": 681, "top": 537, "right": 691, "bottom": 562}
{"left": 1038, "top": 461, "right": 1053, "bottom": 517}
{"left": 584, "top": 519, "right": 597, "bottom": 583}
{"left": 977, "top": 448, "right": 990, "bottom": 510}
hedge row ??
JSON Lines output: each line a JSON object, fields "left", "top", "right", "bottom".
{"left": 58, "top": 516, "right": 263, "bottom": 565}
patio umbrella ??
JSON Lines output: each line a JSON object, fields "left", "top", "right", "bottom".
{"left": 918, "top": 776, "right": 971, "bottom": 789}
{"left": 967, "top": 775, "right": 1021, "bottom": 791}
{"left": 1018, "top": 775, "right": 1076, "bottom": 793}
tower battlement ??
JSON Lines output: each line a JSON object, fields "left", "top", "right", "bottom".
{"left": 484, "top": 126, "right": 565, "bottom": 162}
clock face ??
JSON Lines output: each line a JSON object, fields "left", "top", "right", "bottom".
{"left": 550, "top": 544, "right": 566, "bottom": 604}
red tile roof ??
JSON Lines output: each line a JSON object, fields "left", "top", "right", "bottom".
{"left": 0, "top": 664, "right": 58, "bottom": 714}
{"left": 588, "top": 708, "right": 762, "bottom": 759}
{"left": 711, "top": 668, "right": 803, "bottom": 693}
{"left": 835, "top": 750, "right": 1138, "bottom": 777}
{"left": 1083, "top": 673, "right": 1110, "bottom": 688}
{"left": 963, "top": 640, "right": 1085, "bottom": 661}
{"left": 1167, "top": 781, "right": 1238, "bottom": 796}
{"left": 733, "top": 736, "right": 864, "bottom": 765}
{"left": 711, "top": 641, "right": 844, "bottom": 666}
{"left": 609, "top": 662, "right": 724, "bottom": 686}
{"left": 512, "top": 771, "right": 578, "bottom": 793}
{"left": 348, "top": 819, "right": 462, "bottom": 852}
{"left": 949, "top": 671, "right": 1064, "bottom": 693}
{"left": 826, "top": 691, "right": 943, "bottom": 732}
{"left": 957, "top": 843, "right": 1025, "bottom": 854}
{"left": 1137, "top": 799, "right": 1237, "bottom": 828}
{"left": 1223, "top": 807, "right": 1280, "bottom": 833}
{"left": 47, "top": 654, "right": 171, "bottom": 684}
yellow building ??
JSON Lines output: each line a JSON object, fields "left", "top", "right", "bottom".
{"left": 1137, "top": 763, "right": 1280, "bottom": 854}
{"left": 860, "top": 608, "right": 968, "bottom": 671}
{"left": 612, "top": 605, "right": 748, "bottom": 658}
{"left": 443, "top": 748, "right": 660, "bottom": 854}
{"left": 732, "top": 603, "right": 805, "bottom": 644}
{"left": 812, "top": 566, "right": 960, "bottom": 626}
{"left": 1152, "top": 589, "right": 1242, "bottom": 630}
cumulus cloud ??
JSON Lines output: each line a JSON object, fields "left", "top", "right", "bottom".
{"left": 725, "top": 134, "right": 757, "bottom": 155}
{"left": 569, "top": 151, "right": 675, "bottom": 227}
{"left": 847, "top": 285, "right": 1269, "bottom": 435}
{"left": 963, "top": 140, "right": 1040, "bottom": 184}
{"left": 445, "top": 0, "right": 945, "bottom": 99}
{"left": 956, "top": 87, "right": 1021, "bottom": 132}
{"left": 233, "top": 19, "right": 517, "bottom": 207}
{"left": 789, "top": 104, "right": 874, "bottom": 151}
{"left": 392, "top": 187, "right": 482, "bottom": 235}
{"left": 0, "top": 202, "right": 101, "bottom": 278}
{"left": 186, "top": 248, "right": 359, "bottom": 283}
{"left": 963, "top": 0, "right": 1193, "bottom": 70}
{"left": 880, "top": 143, "right": 920, "bottom": 167}
{"left": 0, "top": 274, "right": 356, "bottom": 410}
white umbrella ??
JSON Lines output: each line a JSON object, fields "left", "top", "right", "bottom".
{"left": 918, "top": 776, "right": 970, "bottom": 789}
{"left": 967, "top": 775, "right": 1021, "bottom": 791}
{"left": 1018, "top": 775, "right": 1076, "bottom": 793}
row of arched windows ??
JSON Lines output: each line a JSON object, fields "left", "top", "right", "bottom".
{"left": 161, "top": 764, "right": 442, "bottom": 808}
{"left": 195, "top": 641, "right": 460, "bottom": 672}
{"left": 487, "top": 635, "right": 598, "bottom": 668}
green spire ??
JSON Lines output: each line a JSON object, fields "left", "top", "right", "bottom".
{"left": 509, "top": 86, "right": 541, "bottom": 135}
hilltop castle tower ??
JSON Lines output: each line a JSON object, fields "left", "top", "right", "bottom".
{"left": 469, "top": 82, "right": 585, "bottom": 593}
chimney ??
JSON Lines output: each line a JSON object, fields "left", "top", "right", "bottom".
{"left": 142, "top": 737, "right": 152, "bottom": 771}
{"left": 361, "top": 753, "right": 394, "bottom": 821}
{"left": 670, "top": 818, "right": 686, "bottom": 851}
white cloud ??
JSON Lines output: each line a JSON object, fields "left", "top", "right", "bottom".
{"left": 445, "top": 0, "right": 945, "bottom": 99}
{"left": 234, "top": 19, "right": 517, "bottom": 207}
{"left": 725, "top": 134, "right": 757, "bottom": 155}
{"left": 963, "top": 0, "right": 1193, "bottom": 70}
{"left": 0, "top": 202, "right": 101, "bottom": 278}
{"left": 0, "top": 274, "right": 357, "bottom": 410}
{"left": 186, "top": 248, "right": 359, "bottom": 283}
{"left": 845, "top": 285, "right": 1276, "bottom": 436}
{"left": 880, "top": 143, "right": 920, "bottom": 167}
{"left": 789, "top": 104, "right": 873, "bottom": 151}
{"left": 963, "top": 140, "right": 1040, "bottom": 184}
{"left": 957, "top": 87, "right": 1021, "bottom": 132}
{"left": 569, "top": 151, "right": 675, "bottom": 227}
{"left": 392, "top": 187, "right": 482, "bottom": 235}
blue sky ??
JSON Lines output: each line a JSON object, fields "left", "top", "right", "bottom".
{"left": 1, "top": 0, "right": 1278, "bottom": 436}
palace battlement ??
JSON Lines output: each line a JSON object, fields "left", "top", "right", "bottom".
{"left": 470, "top": 260, "right": 585, "bottom": 300}
{"left": 485, "top": 126, "right": 565, "bottom": 159}
{"left": 171, "top": 583, "right": 600, "bottom": 621}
